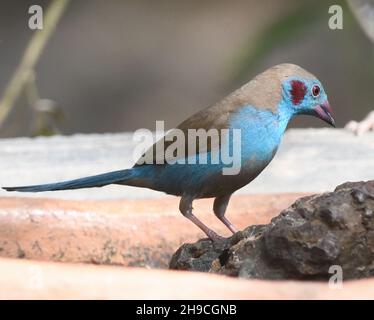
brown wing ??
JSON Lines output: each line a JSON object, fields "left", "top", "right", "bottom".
{"left": 134, "top": 104, "right": 233, "bottom": 166}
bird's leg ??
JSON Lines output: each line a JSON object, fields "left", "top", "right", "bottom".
{"left": 213, "top": 194, "right": 238, "bottom": 234}
{"left": 179, "top": 196, "right": 224, "bottom": 241}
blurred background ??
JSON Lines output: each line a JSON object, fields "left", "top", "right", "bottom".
{"left": 0, "top": 0, "right": 373, "bottom": 138}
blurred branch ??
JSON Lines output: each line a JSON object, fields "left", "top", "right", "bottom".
{"left": 0, "top": 0, "right": 70, "bottom": 128}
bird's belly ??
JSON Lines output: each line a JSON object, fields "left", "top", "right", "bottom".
{"left": 196, "top": 151, "right": 275, "bottom": 197}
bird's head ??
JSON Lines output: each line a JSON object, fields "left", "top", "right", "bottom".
{"left": 281, "top": 74, "right": 335, "bottom": 127}
{"left": 240, "top": 64, "right": 335, "bottom": 127}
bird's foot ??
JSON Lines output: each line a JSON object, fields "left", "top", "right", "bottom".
{"left": 345, "top": 111, "right": 374, "bottom": 135}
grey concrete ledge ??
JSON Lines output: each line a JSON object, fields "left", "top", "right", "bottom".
{"left": 0, "top": 129, "right": 373, "bottom": 200}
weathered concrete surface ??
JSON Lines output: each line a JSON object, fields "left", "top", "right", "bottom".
{"left": 170, "top": 180, "right": 374, "bottom": 280}
{"left": 2, "top": 256, "right": 374, "bottom": 299}
{"left": 0, "top": 129, "right": 373, "bottom": 200}
{"left": 0, "top": 194, "right": 301, "bottom": 267}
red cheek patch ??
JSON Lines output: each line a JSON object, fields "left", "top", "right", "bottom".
{"left": 290, "top": 80, "right": 307, "bottom": 105}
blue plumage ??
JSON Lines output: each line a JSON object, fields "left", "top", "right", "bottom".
{"left": 3, "top": 64, "right": 335, "bottom": 241}
{"left": 4, "top": 169, "right": 134, "bottom": 192}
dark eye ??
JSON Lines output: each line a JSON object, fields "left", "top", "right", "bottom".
{"left": 312, "top": 85, "right": 320, "bottom": 97}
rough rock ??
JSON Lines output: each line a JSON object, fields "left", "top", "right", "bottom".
{"left": 170, "top": 180, "right": 374, "bottom": 280}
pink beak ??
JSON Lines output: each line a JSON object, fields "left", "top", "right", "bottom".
{"left": 314, "top": 101, "right": 335, "bottom": 127}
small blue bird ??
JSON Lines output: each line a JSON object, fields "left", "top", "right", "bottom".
{"left": 3, "top": 64, "right": 335, "bottom": 241}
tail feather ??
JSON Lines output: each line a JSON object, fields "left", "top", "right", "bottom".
{"left": 3, "top": 169, "right": 133, "bottom": 193}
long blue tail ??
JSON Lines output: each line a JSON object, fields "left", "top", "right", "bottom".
{"left": 2, "top": 169, "right": 133, "bottom": 192}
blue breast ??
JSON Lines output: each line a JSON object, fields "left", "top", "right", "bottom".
{"left": 228, "top": 104, "right": 291, "bottom": 167}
